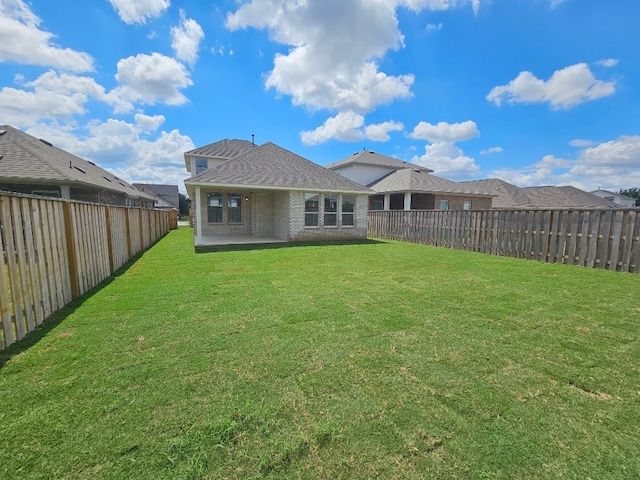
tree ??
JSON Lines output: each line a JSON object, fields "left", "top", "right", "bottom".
{"left": 178, "top": 193, "right": 191, "bottom": 216}
{"left": 617, "top": 188, "right": 640, "bottom": 206}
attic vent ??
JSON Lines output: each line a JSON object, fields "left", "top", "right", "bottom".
{"left": 73, "top": 166, "right": 86, "bottom": 174}
{"left": 39, "top": 138, "right": 53, "bottom": 146}
{"left": 103, "top": 176, "right": 112, "bottom": 182}
{"left": 119, "top": 182, "right": 126, "bottom": 187}
{"left": 0, "top": 129, "right": 6, "bottom": 135}
{"left": 369, "top": 151, "right": 375, "bottom": 154}
{"left": 413, "top": 169, "right": 421, "bottom": 173}
{"left": 88, "top": 161, "right": 96, "bottom": 165}
{"left": 0, "top": 154, "right": 3, "bottom": 160}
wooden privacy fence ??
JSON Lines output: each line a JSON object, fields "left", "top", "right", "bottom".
{"left": 368, "top": 209, "right": 640, "bottom": 273}
{"left": 0, "top": 193, "right": 177, "bottom": 350}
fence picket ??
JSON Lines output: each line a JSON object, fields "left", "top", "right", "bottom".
{"left": 368, "top": 208, "right": 639, "bottom": 275}
{"left": 0, "top": 193, "right": 174, "bottom": 351}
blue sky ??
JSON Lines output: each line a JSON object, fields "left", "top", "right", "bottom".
{"left": 1, "top": 0, "right": 639, "bottom": 194}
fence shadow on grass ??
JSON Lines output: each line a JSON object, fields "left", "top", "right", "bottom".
{"left": 0, "top": 252, "right": 143, "bottom": 369}
{"left": 194, "top": 238, "right": 388, "bottom": 254}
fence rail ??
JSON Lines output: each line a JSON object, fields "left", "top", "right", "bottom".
{"left": 1, "top": 193, "right": 177, "bottom": 350}
{"left": 368, "top": 209, "right": 640, "bottom": 273}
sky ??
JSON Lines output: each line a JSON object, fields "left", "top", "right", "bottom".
{"left": 1, "top": 0, "right": 639, "bottom": 195}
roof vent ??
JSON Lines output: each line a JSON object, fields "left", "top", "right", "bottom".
{"left": 73, "top": 165, "right": 86, "bottom": 174}
{"left": 39, "top": 138, "right": 53, "bottom": 146}
{"left": 369, "top": 151, "right": 375, "bottom": 154}
{"left": 0, "top": 154, "right": 3, "bottom": 160}
{"left": 88, "top": 161, "right": 96, "bottom": 166}
{"left": 413, "top": 169, "right": 421, "bottom": 173}
{"left": 0, "top": 129, "right": 6, "bottom": 136}
{"left": 103, "top": 176, "right": 112, "bottom": 182}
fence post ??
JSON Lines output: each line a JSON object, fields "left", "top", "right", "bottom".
{"left": 62, "top": 201, "right": 80, "bottom": 299}
{"left": 105, "top": 207, "right": 115, "bottom": 275}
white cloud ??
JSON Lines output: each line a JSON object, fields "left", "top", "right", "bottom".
{"left": 489, "top": 135, "right": 640, "bottom": 191}
{"left": 300, "top": 111, "right": 365, "bottom": 145}
{"left": 569, "top": 139, "right": 597, "bottom": 148}
{"left": 596, "top": 58, "right": 619, "bottom": 68}
{"left": 0, "top": 0, "right": 94, "bottom": 72}
{"left": 0, "top": 70, "right": 131, "bottom": 126}
{"left": 226, "top": 0, "right": 419, "bottom": 113}
{"left": 300, "top": 112, "right": 405, "bottom": 145}
{"left": 412, "top": 141, "right": 480, "bottom": 179}
{"left": 480, "top": 146, "right": 503, "bottom": 155}
{"left": 135, "top": 113, "right": 165, "bottom": 132}
{"left": 487, "top": 63, "right": 616, "bottom": 110}
{"left": 426, "top": 23, "right": 443, "bottom": 31}
{"left": 365, "top": 121, "right": 405, "bottom": 142}
{"left": 108, "top": 0, "right": 170, "bottom": 25}
{"left": 409, "top": 120, "right": 479, "bottom": 143}
{"left": 401, "top": 0, "right": 480, "bottom": 15}
{"left": 550, "top": 0, "right": 567, "bottom": 8}
{"left": 25, "top": 120, "right": 195, "bottom": 192}
{"left": 171, "top": 10, "right": 205, "bottom": 67}
{"left": 114, "top": 53, "right": 193, "bottom": 107}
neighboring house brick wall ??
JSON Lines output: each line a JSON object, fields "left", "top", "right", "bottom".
{"left": 433, "top": 194, "right": 492, "bottom": 210}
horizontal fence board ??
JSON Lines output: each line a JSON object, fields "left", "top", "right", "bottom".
{"left": 368, "top": 208, "right": 640, "bottom": 275}
{"left": 0, "top": 193, "right": 175, "bottom": 350}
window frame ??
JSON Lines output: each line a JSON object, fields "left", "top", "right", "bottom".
{"left": 207, "top": 193, "right": 223, "bottom": 223}
{"left": 304, "top": 193, "right": 320, "bottom": 227}
{"left": 323, "top": 193, "right": 338, "bottom": 227}
{"left": 341, "top": 195, "right": 355, "bottom": 227}
{"left": 463, "top": 200, "right": 472, "bottom": 210}
{"left": 439, "top": 199, "right": 449, "bottom": 211}
{"left": 227, "top": 194, "right": 243, "bottom": 224}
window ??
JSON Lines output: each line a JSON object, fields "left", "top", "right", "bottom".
{"left": 125, "top": 197, "right": 134, "bottom": 207}
{"left": 227, "top": 194, "right": 242, "bottom": 223}
{"left": 324, "top": 194, "right": 338, "bottom": 226}
{"left": 208, "top": 193, "right": 223, "bottom": 223}
{"left": 342, "top": 195, "right": 355, "bottom": 226}
{"left": 195, "top": 158, "right": 208, "bottom": 174}
{"left": 439, "top": 199, "right": 449, "bottom": 211}
{"left": 463, "top": 200, "right": 472, "bottom": 210}
{"left": 305, "top": 193, "right": 320, "bottom": 226}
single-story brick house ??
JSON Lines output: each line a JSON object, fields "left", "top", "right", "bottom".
{"left": 183, "top": 140, "right": 372, "bottom": 246}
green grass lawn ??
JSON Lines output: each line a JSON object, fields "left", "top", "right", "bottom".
{"left": 2, "top": 227, "right": 640, "bottom": 479}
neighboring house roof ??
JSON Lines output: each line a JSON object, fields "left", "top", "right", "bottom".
{"left": 523, "top": 186, "right": 617, "bottom": 209}
{"left": 462, "top": 178, "right": 532, "bottom": 208}
{"left": 370, "top": 168, "right": 492, "bottom": 197}
{"left": 133, "top": 183, "right": 179, "bottom": 208}
{"left": 462, "top": 178, "right": 619, "bottom": 209}
{"left": 0, "top": 125, "right": 154, "bottom": 200}
{"left": 589, "top": 189, "right": 637, "bottom": 204}
{"left": 326, "top": 149, "right": 433, "bottom": 173}
{"left": 185, "top": 142, "right": 372, "bottom": 194}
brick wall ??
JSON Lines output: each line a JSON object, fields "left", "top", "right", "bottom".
{"left": 288, "top": 191, "right": 368, "bottom": 241}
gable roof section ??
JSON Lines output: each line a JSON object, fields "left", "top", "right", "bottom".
{"left": 185, "top": 142, "right": 372, "bottom": 194}
{"left": 0, "top": 125, "right": 153, "bottom": 200}
{"left": 326, "top": 149, "right": 433, "bottom": 173}
{"left": 184, "top": 138, "right": 255, "bottom": 159}
{"left": 370, "top": 168, "right": 492, "bottom": 197}
{"left": 462, "top": 178, "right": 532, "bottom": 208}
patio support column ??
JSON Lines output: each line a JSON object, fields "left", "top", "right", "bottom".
{"left": 404, "top": 192, "right": 412, "bottom": 211}
{"left": 195, "top": 186, "right": 202, "bottom": 241}
{"left": 383, "top": 194, "right": 390, "bottom": 211}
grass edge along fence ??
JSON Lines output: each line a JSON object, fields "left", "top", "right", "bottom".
{"left": 368, "top": 208, "right": 640, "bottom": 274}
{"left": 0, "top": 192, "right": 177, "bottom": 350}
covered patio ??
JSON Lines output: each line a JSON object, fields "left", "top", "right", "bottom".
{"left": 194, "top": 233, "right": 287, "bottom": 246}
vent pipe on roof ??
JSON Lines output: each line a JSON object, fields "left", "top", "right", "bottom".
{"left": 251, "top": 134, "right": 255, "bottom": 146}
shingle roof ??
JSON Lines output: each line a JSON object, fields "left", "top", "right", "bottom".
{"left": 523, "top": 186, "right": 617, "bottom": 209}
{"left": 185, "top": 142, "right": 372, "bottom": 193}
{"left": 461, "top": 178, "right": 619, "bottom": 209}
{"left": 0, "top": 125, "right": 154, "bottom": 200}
{"left": 370, "top": 168, "right": 492, "bottom": 196}
{"left": 184, "top": 138, "right": 255, "bottom": 159}
{"left": 326, "top": 149, "right": 433, "bottom": 173}
{"left": 462, "top": 178, "right": 531, "bottom": 208}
